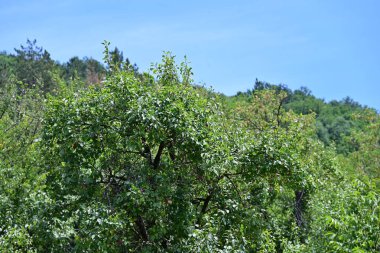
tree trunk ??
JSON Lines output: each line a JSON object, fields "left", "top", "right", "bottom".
{"left": 294, "top": 190, "right": 305, "bottom": 228}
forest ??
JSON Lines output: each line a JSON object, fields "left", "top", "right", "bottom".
{"left": 0, "top": 40, "right": 379, "bottom": 252}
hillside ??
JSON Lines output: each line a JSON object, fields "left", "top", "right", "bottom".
{"left": 0, "top": 41, "right": 379, "bottom": 252}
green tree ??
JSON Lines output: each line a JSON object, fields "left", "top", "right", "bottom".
{"left": 40, "top": 50, "right": 230, "bottom": 251}
{"left": 339, "top": 109, "right": 380, "bottom": 184}
{"left": 0, "top": 73, "right": 47, "bottom": 251}
{"left": 233, "top": 90, "right": 336, "bottom": 247}
{"left": 64, "top": 56, "right": 88, "bottom": 81}
{"left": 40, "top": 48, "right": 331, "bottom": 251}
{"left": 0, "top": 53, "right": 16, "bottom": 88}
{"left": 14, "top": 39, "right": 57, "bottom": 92}
{"left": 308, "top": 178, "right": 380, "bottom": 252}
{"left": 1, "top": 40, "right": 378, "bottom": 252}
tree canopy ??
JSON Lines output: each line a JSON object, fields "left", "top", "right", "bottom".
{"left": 0, "top": 40, "right": 378, "bottom": 252}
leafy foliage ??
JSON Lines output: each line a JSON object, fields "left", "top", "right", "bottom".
{"left": 0, "top": 41, "right": 379, "bottom": 252}
{"left": 308, "top": 178, "right": 380, "bottom": 252}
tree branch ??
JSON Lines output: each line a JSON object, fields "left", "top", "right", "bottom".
{"left": 196, "top": 190, "right": 213, "bottom": 225}
{"left": 168, "top": 141, "right": 176, "bottom": 161}
{"left": 141, "top": 137, "right": 152, "bottom": 165}
{"left": 153, "top": 141, "right": 165, "bottom": 169}
{"left": 276, "top": 96, "right": 286, "bottom": 127}
{"left": 135, "top": 215, "right": 149, "bottom": 241}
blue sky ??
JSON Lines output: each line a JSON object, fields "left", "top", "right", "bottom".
{"left": 1, "top": 0, "right": 379, "bottom": 110}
